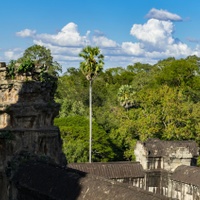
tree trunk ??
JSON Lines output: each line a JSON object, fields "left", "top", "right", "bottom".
{"left": 89, "top": 80, "right": 92, "bottom": 163}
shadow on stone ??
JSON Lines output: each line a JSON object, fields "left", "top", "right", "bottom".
{"left": 0, "top": 62, "right": 83, "bottom": 200}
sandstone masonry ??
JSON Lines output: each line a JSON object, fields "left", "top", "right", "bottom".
{"left": 0, "top": 62, "right": 66, "bottom": 199}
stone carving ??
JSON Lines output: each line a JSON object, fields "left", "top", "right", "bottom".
{"left": 0, "top": 62, "right": 66, "bottom": 199}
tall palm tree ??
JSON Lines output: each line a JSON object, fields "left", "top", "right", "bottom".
{"left": 79, "top": 46, "right": 104, "bottom": 163}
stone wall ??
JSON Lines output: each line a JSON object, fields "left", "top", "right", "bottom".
{"left": 134, "top": 139, "right": 199, "bottom": 172}
{"left": 168, "top": 165, "right": 200, "bottom": 200}
{"left": 0, "top": 62, "right": 66, "bottom": 200}
{"left": 134, "top": 139, "right": 200, "bottom": 200}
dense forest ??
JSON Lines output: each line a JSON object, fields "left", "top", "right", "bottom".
{"left": 54, "top": 55, "right": 200, "bottom": 163}
{"left": 7, "top": 45, "right": 200, "bottom": 164}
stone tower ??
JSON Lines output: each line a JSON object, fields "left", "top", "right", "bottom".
{"left": 0, "top": 62, "right": 66, "bottom": 199}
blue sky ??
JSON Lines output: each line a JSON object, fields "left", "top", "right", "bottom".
{"left": 1, "top": 0, "right": 200, "bottom": 72}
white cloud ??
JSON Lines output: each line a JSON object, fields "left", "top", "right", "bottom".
{"left": 124, "top": 18, "right": 193, "bottom": 61}
{"left": 121, "top": 42, "right": 144, "bottom": 55}
{"left": 92, "top": 30, "right": 118, "bottom": 48}
{"left": 130, "top": 19, "right": 174, "bottom": 50}
{"left": 6, "top": 10, "right": 198, "bottom": 71}
{"left": 146, "top": 8, "right": 182, "bottom": 21}
{"left": 93, "top": 35, "right": 118, "bottom": 48}
{"left": 4, "top": 48, "right": 23, "bottom": 60}
{"left": 13, "top": 23, "right": 93, "bottom": 69}
{"left": 193, "top": 45, "right": 200, "bottom": 57}
{"left": 16, "top": 29, "right": 36, "bottom": 37}
{"left": 29, "top": 23, "right": 121, "bottom": 68}
{"left": 33, "top": 39, "right": 81, "bottom": 56}
{"left": 34, "top": 22, "right": 90, "bottom": 47}
{"left": 17, "top": 23, "right": 90, "bottom": 47}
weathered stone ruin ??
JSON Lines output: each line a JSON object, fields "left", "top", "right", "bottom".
{"left": 0, "top": 62, "right": 65, "bottom": 164}
{"left": 69, "top": 139, "right": 200, "bottom": 200}
{"left": 134, "top": 139, "right": 200, "bottom": 199}
{"left": 134, "top": 138, "right": 198, "bottom": 172}
{"left": 0, "top": 62, "right": 66, "bottom": 199}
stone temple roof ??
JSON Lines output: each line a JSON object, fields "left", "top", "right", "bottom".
{"left": 68, "top": 161, "right": 145, "bottom": 179}
{"left": 171, "top": 165, "right": 200, "bottom": 186}
{"left": 143, "top": 138, "right": 199, "bottom": 157}
{"left": 12, "top": 160, "right": 170, "bottom": 200}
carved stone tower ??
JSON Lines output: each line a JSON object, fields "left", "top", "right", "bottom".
{"left": 0, "top": 62, "right": 66, "bottom": 199}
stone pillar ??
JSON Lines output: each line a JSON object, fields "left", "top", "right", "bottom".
{"left": 0, "top": 63, "right": 66, "bottom": 200}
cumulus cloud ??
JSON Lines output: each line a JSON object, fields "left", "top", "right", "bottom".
{"left": 130, "top": 19, "right": 174, "bottom": 50}
{"left": 146, "top": 8, "right": 182, "bottom": 21}
{"left": 33, "top": 39, "right": 82, "bottom": 56}
{"left": 17, "top": 23, "right": 90, "bottom": 47}
{"left": 193, "top": 45, "right": 200, "bottom": 57}
{"left": 121, "top": 17, "right": 193, "bottom": 61}
{"left": 121, "top": 42, "right": 144, "bottom": 55}
{"left": 9, "top": 9, "right": 199, "bottom": 71}
{"left": 92, "top": 30, "right": 118, "bottom": 48}
{"left": 35, "top": 23, "right": 90, "bottom": 47}
{"left": 16, "top": 29, "right": 36, "bottom": 37}
{"left": 4, "top": 48, "right": 23, "bottom": 60}
{"left": 16, "top": 23, "right": 121, "bottom": 70}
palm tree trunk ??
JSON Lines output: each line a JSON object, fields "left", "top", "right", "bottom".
{"left": 89, "top": 80, "right": 92, "bottom": 163}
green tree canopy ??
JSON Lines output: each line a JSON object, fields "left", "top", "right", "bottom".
{"left": 17, "top": 44, "right": 62, "bottom": 76}
{"left": 155, "top": 57, "right": 199, "bottom": 87}
{"left": 55, "top": 56, "right": 200, "bottom": 162}
{"left": 54, "top": 116, "right": 116, "bottom": 163}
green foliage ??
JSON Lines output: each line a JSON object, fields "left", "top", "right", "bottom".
{"left": 118, "top": 85, "right": 136, "bottom": 109}
{"left": 17, "top": 58, "right": 35, "bottom": 74}
{"left": 6, "top": 45, "right": 61, "bottom": 86}
{"left": 55, "top": 68, "right": 88, "bottom": 117}
{"left": 130, "top": 85, "right": 200, "bottom": 141}
{"left": 107, "top": 107, "right": 140, "bottom": 161}
{"left": 155, "top": 58, "right": 199, "bottom": 87}
{"left": 57, "top": 99, "right": 86, "bottom": 118}
{"left": 18, "top": 45, "right": 52, "bottom": 66}
{"left": 55, "top": 56, "right": 200, "bottom": 162}
{"left": 54, "top": 116, "right": 116, "bottom": 163}
{"left": 71, "top": 101, "right": 86, "bottom": 116}
{"left": 6, "top": 60, "right": 16, "bottom": 79}
{"left": 79, "top": 46, "right": 104, "bottom": 81}
{"left": 127, "top": 62, "right": 152, "bottom": 73}
{"left": 17, "top": 44, "right": 62, "bottom": 76}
